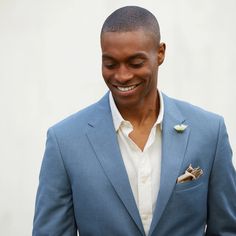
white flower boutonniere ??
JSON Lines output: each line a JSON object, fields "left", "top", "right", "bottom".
{"left": 174, "top": 124, "right": 188, "bottom": 133}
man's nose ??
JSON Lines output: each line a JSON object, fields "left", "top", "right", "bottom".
{"left": 114, "top": 65, "right": 133, "bottom": 83}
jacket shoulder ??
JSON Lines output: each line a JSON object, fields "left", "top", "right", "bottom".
{"left": 47, "top": 100, "right": 107, "bottom": 140}
{"left": 163, "top": 94, "right": 223, "bottom": 123}
{"left": 162, "top": 94, "right": 225, "bottom": 142}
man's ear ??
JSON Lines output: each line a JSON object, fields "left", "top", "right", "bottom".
{"left": 157, "top": 42, "right": 166, "bottom": 65}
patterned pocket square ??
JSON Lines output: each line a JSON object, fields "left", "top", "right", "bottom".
{"left": 177, "top": 164, "right": 203, "bottom": 183}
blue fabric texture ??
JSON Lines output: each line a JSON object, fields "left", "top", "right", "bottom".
{"left": 33, "top": 93, "right": 236, "bottom": 236}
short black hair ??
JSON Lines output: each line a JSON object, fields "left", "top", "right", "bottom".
{"left": 101, "top": 6, "right": 161, "bottom": 45}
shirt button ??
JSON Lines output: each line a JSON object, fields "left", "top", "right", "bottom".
{"left": 141, "top": 176, "right": 146, "bottom": 183}
{"left": 142, "top": 215, "right": 148, "bottom": 221}
{"left": 141, "top": 175, "right": 149, "bottom": 183}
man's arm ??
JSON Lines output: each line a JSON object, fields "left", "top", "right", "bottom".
{"left": 206, "top": 118, "right": 236, "bottom": 235}
{"left": 33, "top": 128, "right": 77, "bottom": 236}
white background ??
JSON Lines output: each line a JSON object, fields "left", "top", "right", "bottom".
{"left": 0, "top": 0, "right": 235, "bottom": 235}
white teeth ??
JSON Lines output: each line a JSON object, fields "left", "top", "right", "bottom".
{"left": 117, "top": 85, "right": 136, "bottom": 92}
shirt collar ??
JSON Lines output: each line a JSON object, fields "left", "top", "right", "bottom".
{"left": 109, "top": 90, "right": 164, "bottom": 132}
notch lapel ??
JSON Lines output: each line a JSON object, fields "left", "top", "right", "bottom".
{"left": 86, "top": 94, "right": 145, "bottom": 236}
{"left": 149, "top": 95, "right": 190, "bottom": 236}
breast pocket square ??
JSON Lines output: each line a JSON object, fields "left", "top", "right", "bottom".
{"left": 177, "top": 164, "right": 203, "bottom": 183}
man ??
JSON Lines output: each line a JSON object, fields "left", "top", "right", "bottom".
{"left": 33, "top": 6, "right": 236, "bottom": 236}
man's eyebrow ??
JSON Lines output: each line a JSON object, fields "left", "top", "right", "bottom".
{"left": 129, "top": 52, "right": 147, "bottom": 59}
{"left": 102, "top": 52, "right": 147, "bottom": 60}
{"left": 128, "top": 53, "right": 147, "bottom": 60}
{"left": 102, "top": 54, "right": 114, "bottom": 60}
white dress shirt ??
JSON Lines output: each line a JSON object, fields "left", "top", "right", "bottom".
{"left": 109, "top": 91, "right": 164, "bottom": 235}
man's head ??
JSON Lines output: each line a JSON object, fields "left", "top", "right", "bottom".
{"left": 101, "top": 6, "right": 161, "bottom": 48}
{"left": 100, "top": 6, "right": 165, "bottom": 110}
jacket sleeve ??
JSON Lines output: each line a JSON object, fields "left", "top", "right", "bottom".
{"left": 206, "top": 118, "right": 236, "bottom": 235}
{"left": 33, "top": 128, "right": 77, "bottom": 236}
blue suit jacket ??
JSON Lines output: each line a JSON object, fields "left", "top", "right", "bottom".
{"left": 33, "top": 93, "right": 236, "bottom": 236}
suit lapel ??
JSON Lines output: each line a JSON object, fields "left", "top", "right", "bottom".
{"left": 86, "top": 93, "right": 145, "bottom": 236}
{"left": 149, "top": 94, "right": 190, "bottom": 236}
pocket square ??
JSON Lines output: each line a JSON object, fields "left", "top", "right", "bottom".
{"left": 177, "top": 164, "right": 203, "bottom": 183}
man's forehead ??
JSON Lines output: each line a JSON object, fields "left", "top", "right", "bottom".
{"left": 101, "top": 30, "right": 159, "bottom": 51}
{"left": 101, "top": 29, "right": 156, "bottom": 43}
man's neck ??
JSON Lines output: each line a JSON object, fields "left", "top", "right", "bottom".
{"left": 117, "top": 92, "right": 160, "bottom": 128}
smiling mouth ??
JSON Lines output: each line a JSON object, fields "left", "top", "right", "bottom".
{"left": 116, "top": 84, "right": 138, "bottom": 92}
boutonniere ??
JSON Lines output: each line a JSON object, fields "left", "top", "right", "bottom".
{"left": 174, "top": 124, "right": 188, "bottom": 133}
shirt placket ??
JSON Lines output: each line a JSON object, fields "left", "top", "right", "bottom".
{"left": 138, "top": 152, "right": 152, "bottom": 235}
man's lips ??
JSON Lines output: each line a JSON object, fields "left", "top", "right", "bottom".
{"left": 113, "top": 83, "right": 140, "bottom": 92}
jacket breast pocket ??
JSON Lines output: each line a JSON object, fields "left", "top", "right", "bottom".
{"left": 166, "top": 178, "right": 208, "bottom": 218}
{"left": 160, "top": 178, "right": 208, "bottom": 230}
{"left": 174, "top": 177, "right": 204, "bottom": 192}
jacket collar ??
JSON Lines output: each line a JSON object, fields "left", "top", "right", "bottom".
{"left": 149, "top": 94, "right": 190, "bottom": 235}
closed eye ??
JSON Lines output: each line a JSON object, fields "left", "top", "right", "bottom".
{"left": 104, "top": 63, "right": 117, "bottom": 69}
{"left": 129, "top": 62, "right": 144, "bottom": 68}
{"left": 102, "top": 57, "right": 117, "bottom": 69}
